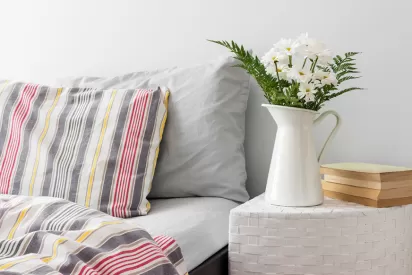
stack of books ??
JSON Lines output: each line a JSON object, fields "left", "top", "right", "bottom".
{"left": 321, "top": 163, "right": 412, "bottom": 207}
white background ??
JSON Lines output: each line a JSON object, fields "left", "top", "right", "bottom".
{"left": 1, "top": 0, "right": 411, "bottom": 197}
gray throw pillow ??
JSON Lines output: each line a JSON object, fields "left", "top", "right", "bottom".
{"left": 56, "top": 56, "right": 250, "bottom": 202}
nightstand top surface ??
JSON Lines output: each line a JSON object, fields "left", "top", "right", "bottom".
{"left": 231, "top": 193, "right": 411, "bottom": 219}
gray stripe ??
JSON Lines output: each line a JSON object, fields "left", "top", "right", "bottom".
{"left": 28, "top": 265, "right": 56, "bottom": 275}
{"left": 99, "top": 90, "right": 134, "bottom": 213}
{"left": 23, "top": 232, "right": 47, "bottom": 255}
{"left": 48, "top": 204, "right": 90, "bottom": 232}
{"left": 11, "top": 86, "right": 48, "bottom": 194}
{"left": 130, "top": 88, "right": 161, "bottom": 216}
{"left": 58, "top": 230, "right": 150, "bottom": 274}
{"left": 141, "top": 261, "right": 181, "bottom": 275}
{"left": 0, "top": 238, "right": 25, "bottom": 259}
{"left": 0, "top": 83, "right": 23, "bottom": 154}
{"left": 68, "top": 90, "right": 102, "bottom": 202}
{"left": 68, "top": 211, "right": 105, "bottom": 231}
{"left": 165, "top": 245, "right": 185, "bottom": 266}
{"left": 28, "top": 201, "right": 67, "bottom": 232}
{"left": 0, "top": 197, "right": 185, "bottom": 274}
{"left": 42, "top": 88, "right": 79, "bottom": 196}
{"left": 50, "top": 90, "right": 94, "bottom": 198}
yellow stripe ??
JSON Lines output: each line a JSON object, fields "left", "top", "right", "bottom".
{"left": 148, "top": 90, "right": 170, "bottom": 197}
{"left": 29, "top": 88, "right": 62, "bottom": 195}
{"left": 0, "top": 80, "right": 9, "bottom": 94}
{"left": 41, "top": 237, "right": 67, "bottom": 263}
{"left": 75, "top": 220, "right": 122, "bottom": 243}
{"left": 85, "top": 90, "right": 117, "bottom": 207}
{"left": 8, "top": 207, "right": 29, "bottom": 239}
{"left": 145, "top": 90, "right": 170, "bottom": 213}
{"left": 0, "top": 255, "right": 38, "bottom": 270}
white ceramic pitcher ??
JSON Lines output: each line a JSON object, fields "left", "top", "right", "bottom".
{"left": 262, "top": 104, "right": 341, "bottom": 207}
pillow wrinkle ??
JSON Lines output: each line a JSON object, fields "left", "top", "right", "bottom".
{"left": 56, "top": 56, "right": 250, "bottom": 202}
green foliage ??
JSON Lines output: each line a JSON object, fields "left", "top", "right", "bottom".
{"left": 209, "top": 40, "right": 363, "bottom": 111}
{"left": 208, "top": 40, "right": 284, "bottom": 105}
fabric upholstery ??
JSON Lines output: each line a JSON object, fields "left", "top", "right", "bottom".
{"left": 57, "top": 56, "right": 250, "bottom": 202}
{"left": 0, "top": 80, "right": 168, "bottom": 217}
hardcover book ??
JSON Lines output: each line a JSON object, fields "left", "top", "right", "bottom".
{"left": 321, "top": 163, "right": 412, "bottom": 207}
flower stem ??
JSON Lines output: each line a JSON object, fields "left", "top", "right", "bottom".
{"left": 288, "top": 56, "right": 292, "bottom": 68}
{"left": 274, "top": 62, "right": 280, "bottom": 80}
{"left": 302, "top": 57, "right": 307, "bottom": 69}
{"left": 274, "top": 61, "right": 282, "bottom": 91}
{"left": 311, "top": 56, "right": 319, "bottom": 73}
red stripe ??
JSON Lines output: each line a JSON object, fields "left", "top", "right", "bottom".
{"left": 157, "top": 236, "right": 172, "bottom": 247}
{"left": 116, "top": 91, "right": 146, "bottom": 217}
{"left": 160, "top": 239, "right": 176, "bottom": 251}
{"left": 121, "top": 92, "right": 150, "bottom": 217}
{"left": 111, "top": 91, "right": 140, "bottom": 217}
{"left": 80, "top": 242, "right": 154, "bottom": 275}
{"left": 112, "top": 90, "right": 150, "bottom": 217}
{"left": 0, "top": 84, "right": 31, "bottom": 191}
{"left": 112, "top": 255, "right": 164, "bottom": 275}
{"left": 78, "top": 265, "right": 98, "bottom": 275}
{"left": 80, "top": 241, "right": 163, "bottom": 275}
{"left": 111, "top": 90, "right": 142, "bottom": 217}
{"left": 99, "top": 248, "right": 161, "bottom": 275}
{"left": 153, "top": 235, "right": 164, "bottom": 242}
{"left": 120, "top": 91, "right": 149, "bottom": 216}
{"left": 154, "top": 235, "right": 168, "bottom": 244}
{"left": 93, "top": 242, "right": 152, "bottom": 271}
{"left": 77, "top": 237, "right": 176, "bottom": 275}
{"left": 0, "top": 84, "right": 37, "bottom": 193}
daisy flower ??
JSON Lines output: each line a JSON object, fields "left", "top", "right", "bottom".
{"left": 317, "top": 49, "right": 333, "bottom": 65}
{"left": 298, "top": 35, "right": 333, "bottom": 64}
{"left": 297, "top": 82, "right": 317, "bottom": 102}
{"left": 261, "top": 47, "right": 288, "bottom": 66}
{"left": 273, "top": 38, "right": 301, "bottom": 56}
{"left": 265, "top": 63, "right": 289, "bottom": 80}
{"left": 313, "top": 71, "right": 338, "bottom": 86}
{"left": 287, "top": 67, "right": 312, "bottom": 83}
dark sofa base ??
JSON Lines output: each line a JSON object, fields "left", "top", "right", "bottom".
{"left": 189, "top": 246, "right": 228, "bottom": 275}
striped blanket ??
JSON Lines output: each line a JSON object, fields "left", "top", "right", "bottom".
{"left": 0, "top": 195, "right": 187, "bottom": 275}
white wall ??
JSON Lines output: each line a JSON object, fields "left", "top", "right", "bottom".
{"left": 1, "top": 0, "right": 411, "bottom": 197}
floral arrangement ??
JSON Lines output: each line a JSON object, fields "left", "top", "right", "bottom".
{"left": 209, "top": 33, "right": 362, "bottom": 111}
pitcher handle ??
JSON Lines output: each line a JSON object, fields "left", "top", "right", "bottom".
{"left": 314, "top": 110, "right": 341, "bottom": 162}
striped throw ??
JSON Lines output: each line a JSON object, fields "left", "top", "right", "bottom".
{"left": 0, "top": 194, "right": 187, "bottom": 275}
{"left": 0, "top": 80, "right": 169, "bottom": 218}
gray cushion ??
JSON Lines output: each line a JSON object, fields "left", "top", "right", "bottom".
{"left": 56, "top": 56, "right": 250, "bottom": 202}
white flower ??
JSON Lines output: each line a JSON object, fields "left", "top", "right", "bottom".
{"left": 297, "top": 34, "right": 333, "bottom": 64}
{"left": 261, "top": 47, "right": 288, "bottom": 66}
{"left": 317, "top": 49, "right": 333, "bottom": 65}
{"left": 298, "top": 82, "right": 317, "bottom": 102}
{"left": 273, "top": 38, "right": 301, "bottom": 56}
{"left": 313, "top": 70, "right": 338, "bottom": 86}
{"left": 265, "top": 63, "right": 289, "bottom": 80}
{"left": 296, "top": 33, "right": 310, "bottom": 46}
{"left": 287, "top": 67, "right": 312, "bottom": 83}
{"left": 313, "top": 70, "right": 329, "bottom": 80}
{"left": 322, "top": 72, "right": 338, "bottom": 86}
{"left": 306, "top": 39, "right": 326, "bottom": 59}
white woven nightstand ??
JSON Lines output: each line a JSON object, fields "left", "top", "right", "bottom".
{"left": 229, "top": 194, "right": 412, "bottom": 275}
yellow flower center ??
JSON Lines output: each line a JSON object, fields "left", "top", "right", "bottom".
{"left": 272, "top": 56, "right": 278, "bottom": 61}
{"left": 277, "top": 68, "right": 283, "bottom": 72}
{"left": 323, "top": 75, "right": 328, "bottom": 79}
{"left": 299, "top": 71, "right": 305, "bottom": 76}
{"left": 306, "top": 88, "right": 311, "bottom": 93}
{"left": 286, "top": 47, "right": 291, "bottom": 51}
